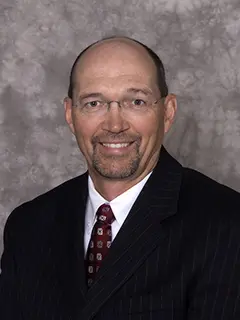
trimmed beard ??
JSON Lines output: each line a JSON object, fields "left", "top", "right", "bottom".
{"left": 92, "top": 137, "right": 141, "bottom": 179}
{"left": 92, "top": 153, "right": 141, "bottom": 179}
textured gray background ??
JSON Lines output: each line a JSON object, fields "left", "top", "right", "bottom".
{"left": 0, "top": 0, "right": 240, "bottom": 254}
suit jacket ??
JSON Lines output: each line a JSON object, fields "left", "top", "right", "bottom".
{"left": 0, "top": 147, "right": 240, "bottom": 320}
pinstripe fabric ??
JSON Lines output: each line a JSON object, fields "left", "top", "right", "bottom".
{"left": 0, "top": 147, "right": 240, "bottom": 319}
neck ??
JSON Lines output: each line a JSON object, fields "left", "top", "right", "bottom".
{"left": 91, "top": 179, "right": 136, "bottom": 202}
{"left": 89, "top": 170, "right": 153, "bottom": 202}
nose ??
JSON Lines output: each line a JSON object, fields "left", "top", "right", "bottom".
{"left": 101, "top": 101, "right": 130, "bottom": 133}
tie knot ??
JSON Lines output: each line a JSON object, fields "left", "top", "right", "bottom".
{"left": 96, "top": 204, "right": 115, "bottom": 224}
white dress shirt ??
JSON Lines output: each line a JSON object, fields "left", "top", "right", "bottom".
{"left": 84, "top": 172, "right": 152, "bottom": 254}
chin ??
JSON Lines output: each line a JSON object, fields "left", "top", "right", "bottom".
{"left": 92, "top": 154, "right": 141, "bottom": 179}
{"left": 94, "top": 164, "right": 138, "bottom": 180}
{"left": 97, "top": 169, "right": 136, "bottom": 180}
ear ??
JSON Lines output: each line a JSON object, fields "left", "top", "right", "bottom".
{"left": 163, "top": 94, "right": 177, "bottom": 134}
{"left": 64, "top": 97, "right": 75, "bottom": 134}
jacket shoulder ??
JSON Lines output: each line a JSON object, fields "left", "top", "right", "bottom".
{"left": 181, "top": 167, "right": 240, "bottom": 218}
{"left": 183, "top": 167, "right": 239, "bottom": 196}
{"left": 3, "top": 172, "right": 88, "bottom": 242}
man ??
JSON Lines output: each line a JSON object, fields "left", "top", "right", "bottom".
{"left": 0, "top": 36, "right": 239, "bottom": 320}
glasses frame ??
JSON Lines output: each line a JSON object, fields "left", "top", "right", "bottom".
{"left": 73, "top": 97, "right": 165, "bottom": 114}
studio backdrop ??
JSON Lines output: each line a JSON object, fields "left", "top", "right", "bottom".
{"left": 0, "top": 0, "right": 240, "bottom": 253}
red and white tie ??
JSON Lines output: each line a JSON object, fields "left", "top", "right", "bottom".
{"left": 86, "top": 204, "right": 115, "bottom": 287}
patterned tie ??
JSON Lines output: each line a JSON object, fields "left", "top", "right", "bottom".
{"left": 86, "top": 204, "right": 115, "bottom": 287}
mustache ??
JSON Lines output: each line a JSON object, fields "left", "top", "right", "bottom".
{"left": 91, "top": 133, "right": 141, "bottom": 144}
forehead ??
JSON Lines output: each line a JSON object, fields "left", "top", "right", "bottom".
{"left": 74, "top": 39, "right": 158, "bottom": 94}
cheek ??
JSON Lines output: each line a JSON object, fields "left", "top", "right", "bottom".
{"left": 72, "top": 119, "right": 95, "bottom": 149}
{"left": 134, "top": 114, "right": 165, "bottom": 143}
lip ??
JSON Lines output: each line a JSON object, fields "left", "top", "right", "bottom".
{"left": 98, "top": 141, "right": 135, "bottom": 155}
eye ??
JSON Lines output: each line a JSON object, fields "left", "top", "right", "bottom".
{"left": 85, "top": 100, "right": 101, "bottom": 108}
{"left": 132, "top": 99, "right": 146, "bottom": 106}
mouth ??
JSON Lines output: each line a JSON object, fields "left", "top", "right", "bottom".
{"left": 101, "top": 142, "right": 132, "bottom": 149}
{"left": 96, "top": 141, "right": 136, "bottom": 155}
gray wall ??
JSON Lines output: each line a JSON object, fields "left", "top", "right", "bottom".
{"left": 1, "top": 0, "right": 240, "bottom": 253}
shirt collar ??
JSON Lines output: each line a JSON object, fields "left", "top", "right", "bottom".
{"left": 88, "top": 172, "right": 152, "bottom": 226}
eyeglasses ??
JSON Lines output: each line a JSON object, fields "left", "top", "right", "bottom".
{"left": 74, "top": 97, "right": 163, "bottom": 115}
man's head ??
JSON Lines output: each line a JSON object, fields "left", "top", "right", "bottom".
{"left": 68, "top": 37, "right": 169, "bottom": 104}
{"left": 64, "top": 36, "right": 177, "bottom": 193}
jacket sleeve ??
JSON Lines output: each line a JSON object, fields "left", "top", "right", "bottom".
{"left": 187, "top": 217, "right": 240, "bottom": 320}
{"left": 0, "top": 211, "right": 23, "bottom": 319}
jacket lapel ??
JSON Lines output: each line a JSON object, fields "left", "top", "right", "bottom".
{"left": 81, "top": 147, "right": 183, "bottom": 319}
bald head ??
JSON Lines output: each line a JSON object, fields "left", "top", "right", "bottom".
{"left": 68, "top": 36, "right": 168, "bottom": 103}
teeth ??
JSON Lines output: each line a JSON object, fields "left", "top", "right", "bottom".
{"left": 102, "top": 143, "right": 129, "bottom": 148}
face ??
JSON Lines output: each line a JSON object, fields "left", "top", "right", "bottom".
{"left": 65, "top": 39, "right": 177, "bottom": 184}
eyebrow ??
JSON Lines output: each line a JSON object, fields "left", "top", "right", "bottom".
{"left": 79, "top": 92, "right": 104, "bottom": 100}
{"left": 125, "top": 87, "right": 153, "bottom": 96}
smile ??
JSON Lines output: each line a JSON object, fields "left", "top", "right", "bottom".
{"left": 101, "top": 143, "right": 131, "bottom": 149}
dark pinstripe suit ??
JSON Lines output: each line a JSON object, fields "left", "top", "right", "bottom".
{"left": 0, "top": 147, "right": 240, "bottom": 319}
